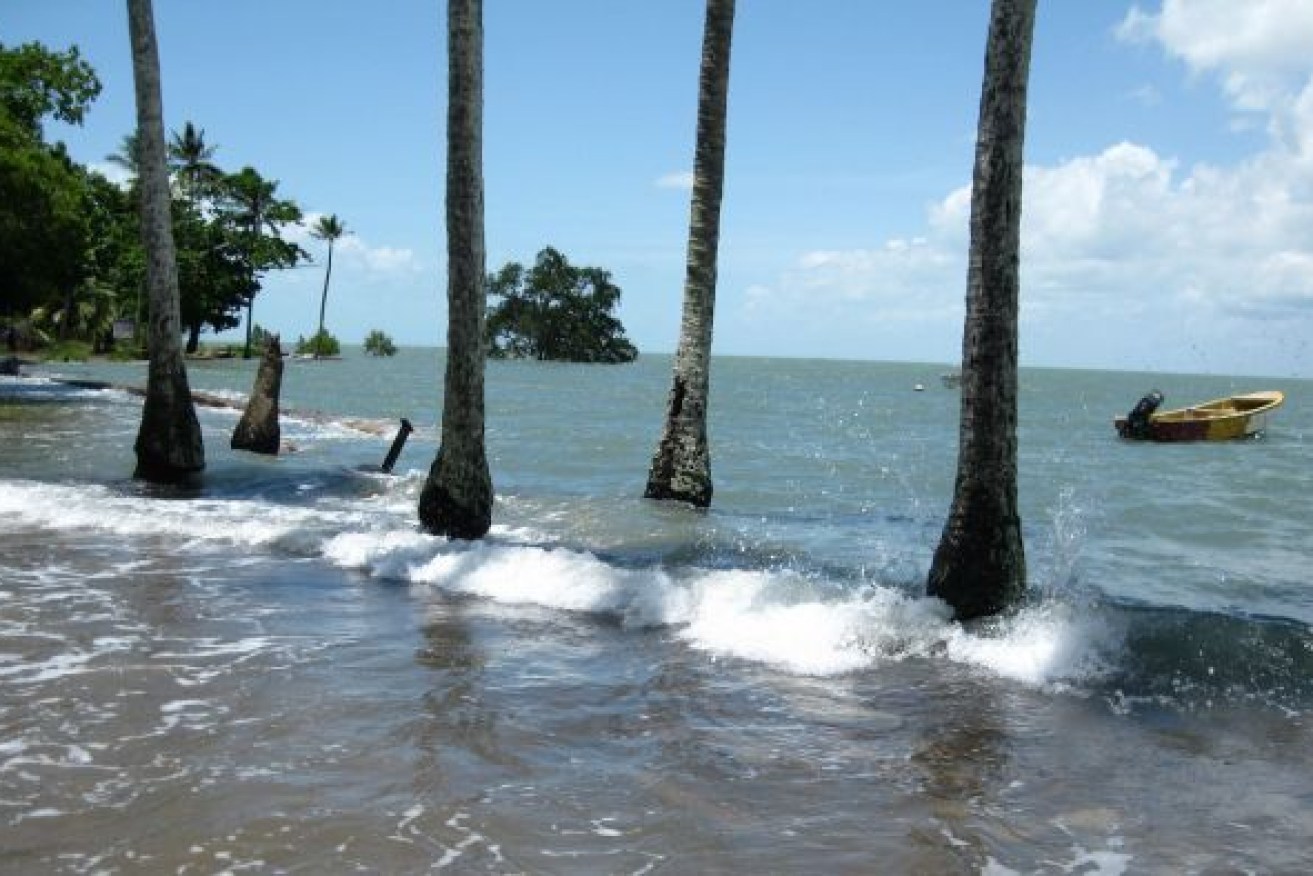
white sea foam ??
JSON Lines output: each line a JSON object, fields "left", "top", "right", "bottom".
{"left": 321, "top": 526, "right": 1121, "bottom": 687}
{"left": 0, "top": 480, "right": 346, "bottom": 550}
{"left": 0, "top": 476, "right": 1118, "bottom": 689}
{"left": 0, "top": 651, "right": 94, "bottom": 683}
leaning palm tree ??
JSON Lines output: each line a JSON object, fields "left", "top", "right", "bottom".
{"left": 927, "top": 0, "right": 1037, "bottom": 621}
{"left": 418, "top": 0, "right": 493, "bottom": 539}
{"left": 125, "top": 0, "right": 204, "bottom": 482}
{"left": 644, "top": 0, "right": 736, "bottom": 507}
{"left": 310, "top": 213, "right": 346, "bottom": 355}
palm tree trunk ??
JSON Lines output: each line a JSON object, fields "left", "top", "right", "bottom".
{"left": 926, "top": 0, "right": 1036, "bottom": 620}
{"left": 644, "top": 0, "right": 735, "bottom": 508}
{"left": 243, "top": 212, "right": 257, "bottom": 359}
{"left": 126, "top": 0, "right": 205, "bottom": 482}
{"left": 418, "top": 0, "right": 493, "bottom": 539}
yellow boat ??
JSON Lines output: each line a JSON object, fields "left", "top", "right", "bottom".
{"left": 1115, "top": 390, "right": 1284, "bottom": 442}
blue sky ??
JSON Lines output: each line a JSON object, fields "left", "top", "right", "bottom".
{"left": 10, "top": 1, "right": 1313, "bottom": 377}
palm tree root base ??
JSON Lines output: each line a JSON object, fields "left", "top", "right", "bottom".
{"left": 927, "top": 516, "right": 1025, "bottom": 621}
{"left": 418, "top": 451, "right": 493, "bottom": 540}
{"left": 644, "top": 428, "right": 712, "bottom": 507}
{"left": 133, "top": 380, "right": 205, "bottom": 483}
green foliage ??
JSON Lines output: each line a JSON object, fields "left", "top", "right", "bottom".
{"left": 0, "top": 41, "right": 101, "bottom": 137}
{"left": 250, "top": 323, "right": 277, "bottom": 349}
{"left": 364, "top": 329, "right": 397, "bottom": 357}
{"left": 311, "top": 213, "right": 346, "bottom": 243}
{"left": 214, "top": 167, "right": 307, "bottom": 278}
{"left": 0, "top": 42, "right": 102, "bottom": 319}
{"left": 295, "top": 329, "right": 340, "bottom": 358}
{"left": 41, "top": 339, "right": 92, "bottom": 362}
{"left": 108, "top": 343, "right": 146, "bottom": 362}
{"left": 168, "top": 122, "right": 220, "bottom": 200}
{"left": 485, "top": 247, "right": 638, "bottom": 363}
{"left": 0, "top": 41, "right": 307, "bottom": 359}
{"left": 174, "top": 195, "right": 257, "bottom": 352}
{"left": 0, "top": 128, "right": 91, "bottom": 315}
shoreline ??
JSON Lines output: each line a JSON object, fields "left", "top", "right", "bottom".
{"left": 21, "top": 374, "right": 394, "bottom": 438}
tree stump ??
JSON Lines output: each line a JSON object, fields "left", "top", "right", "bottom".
{"left": 231, "top": 335, "right": 283, "bottom": 454}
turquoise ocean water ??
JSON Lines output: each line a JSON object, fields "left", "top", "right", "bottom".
{"left": 1, "top": 349, "right": 1311, "bottom": 872}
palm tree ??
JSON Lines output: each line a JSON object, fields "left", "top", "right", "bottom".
{"left": 106, "top": 131, "right": 140, "bottom": 181}
{"left": 221, "top": 167, "right": 302, "bottom": 357}
{"left": 926, "top": 0, "right": 1037, "bottom": 621}
{"left": 418, "top": 0, "right": 493, "bottom": 539}
{"left": 125, "top": 0, "right": 204, "bottom": 482}
{"left": 168, "top": 121, "right": 220, "bottom": 203}
{"left": 643, "top": 0, "right": 736, "bottom": 508}
{"left": 310, "top": 213, "right": 346, "bottom": 355}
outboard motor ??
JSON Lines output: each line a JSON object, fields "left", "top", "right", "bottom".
{"left": 1124, "top": 389, "right": 1164, "bottom": 439}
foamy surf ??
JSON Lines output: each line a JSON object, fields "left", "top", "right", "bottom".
{"left": 321, "top": 525, "right": 1123, "bottom": 688}
{"left": 0, "top": 479, "right": 376, "bottom": 553}
{"left": 0, "top": 475, "right": 1122, "bottom": 691}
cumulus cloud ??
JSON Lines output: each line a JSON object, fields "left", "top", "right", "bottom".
{"left": 293, "top": 212, "right": 421, "bottom": 276}
{"left": 337, "top": 237, "right": 421, "bottom": 274}
{"left": 745, "top": 2, "right": 1313, "bottom": 372}
{"left": 1118, "top": 0, "right": 1313, "bottom": 105}
{"left": 1118, "top": 0, "right": 1313, "bottom": 145}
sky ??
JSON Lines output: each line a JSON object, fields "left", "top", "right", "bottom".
{"left": 9, "top": 0, "right": 1313, "bottom": 378}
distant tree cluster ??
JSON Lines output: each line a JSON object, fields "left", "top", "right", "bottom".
{"left": 0, "top": 40, "right": 308, "bottom": 357}
{"left": 294, "top": 328, "right": 340, "bottom": 358}
{"left": 364, "top": 329, "right": 397, "bottom": 356}
{"left": 485, "top": 247, "right": 637, "bottom": 363}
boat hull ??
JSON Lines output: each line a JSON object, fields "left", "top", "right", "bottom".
{"left": 1114, "top": 391, "right": 1284, "bottom": 442}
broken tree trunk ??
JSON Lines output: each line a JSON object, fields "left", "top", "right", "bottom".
{"left": 231, "top": 335, "right": 284, "bottom": 455}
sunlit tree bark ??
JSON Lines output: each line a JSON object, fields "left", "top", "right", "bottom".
{"left": 126, "top": 0, "right": 205, "bottom": 482}
{"left": 927, "top": 0, "right": 1037, "bottom": 621}
{"left": 419, "top": 0, "right": 493, "bottom": 539}
{"left": 644, "top": 0, "right": 735, "bottom": 508}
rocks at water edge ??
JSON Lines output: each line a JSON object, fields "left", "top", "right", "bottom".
{"left": 231, "top": 335, "right": 283, "bottom": 454}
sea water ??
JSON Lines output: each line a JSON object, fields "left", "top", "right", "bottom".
{"left": 1, "top": 350, "right": 1311, "bottom": 873}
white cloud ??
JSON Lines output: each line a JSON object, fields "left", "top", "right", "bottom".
{"left": 338, "top": 237, "right": 421, "bottom": 274}
{"left": 1118, "top": 1, "right": 1313, "bottom": 79}
{"left": 742, "top": 3, "right": 1313, "bottom": 373}
{"left": 294, "top": 212, "right": 421, "bottom": 276}
{"left": 87, "top": 161, "right": 133, "bottom": 189}
{"left": 654, "top": 170, "right": 695, "bottom": 190}
{"left": 746, "top": 237, "right": 961, "bottom": 324}
{"left": 1118, "top": 0, "right": 1313, "bottom": 134}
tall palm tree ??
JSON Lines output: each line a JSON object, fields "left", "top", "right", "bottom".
{"left": 927, "top": 0, "right": 1037, "bottom": 621}
{"left": 222, "top": 167, "right": 301, "bottom": 357}
{"left": 125, "top": 0, "right": 204, "bottom": 482}
{"left": 310, "top": 213, "right": 346, "bottom": 354}
{"left": 644, "top": 0, "right": 736, "bottom": 508}
{"left": 418, "top": 0, "right": 493, "bottom": 539}
{"left": 168, "top": 121, "right": 220, "bottom": 203}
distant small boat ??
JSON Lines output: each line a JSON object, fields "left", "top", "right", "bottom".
{"left": 1115, "top": 390, "right": 1284, "bottom": 442}
{"left": 940, "top": 371, "right": 962, "bottom": 388}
